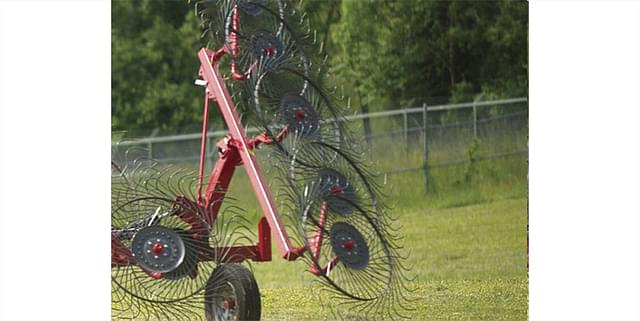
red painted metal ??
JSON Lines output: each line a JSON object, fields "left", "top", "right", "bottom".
{"left": 288, "top": 245, "right": 307, "bottom": 261}
{"left": 213, "top": 47, "right": 228, "bottom": 61}
{"left": 197, "top": 47, "right": 296, "bottom": 259}
{"left": 224, "top": 299, "right": 235, "bottom": 310}
{"left": 256, "top": 217, "right": 272, "bottom": 262}
{"left": 149, "top": 272, "right": 164, "bottom": 280}
{"left": 174, "top": 196, "right": 208, "bottom": 233}
{"left": 248, "top": 125, "right": 289, "bottom": 149}
{"left": 111, "top": 236, "right": 134, "bottom": 267}
{"left": 342, "top": 240, "right": 355, "bottom": 251}
{"left": 151, "top": 243, "right": 164, "bottom": 255}
{"left": 311, "top": 202, "right": 329, "bottom": 261}
{"left": 310, "top": 256, "right": 339, "bottom": 276}
{"left": 197, "top": 91, "right": 211, "bottom": 199}
{"left": 201, "top": 136, "right": 242, "bottom": 226}
{"left": 199, "top": 245, "right": 258, "bottom": 263}
{"left": 294, "top": 111, "right": 306, "bottom": 121}
{"left": 113, "top": 4, "right": 326, "bottom": 277}
{"left": 263, "top": 46, "right": 275, "bottom": 57}
{"left": 229, "top": 6, "right": 245, "bottom": 80}
{"left": 305, "top": 201, "right": 343, "bottom": 276}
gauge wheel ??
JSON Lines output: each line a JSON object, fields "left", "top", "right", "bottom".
{"left": 205, "top": 264, "right": 261, "bottom": 321}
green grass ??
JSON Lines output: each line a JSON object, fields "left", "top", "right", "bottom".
{"left": 113, "top": 144, "right": 528, "bottom": 320}
{"left": 222, "top": 148, "right": 527, "bottom": 217}
{"left": 261, "top": 278, "right": 527, "bottom": 321}
{"left": 382, "top": 154, "right": 527, "bottom": 210}
{"left": 250, "top": 197, "right": 528, "bottom": 320}
{"left": 242, "top": 152, "right": 528, "bottom": 320}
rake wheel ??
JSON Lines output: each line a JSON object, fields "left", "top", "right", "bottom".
{"left": 111, "top": 196, "right": 210, "bottom": 320}
{"left": 329, "top": 222, "right": 369, "bottom": 270}
{"left": 249, "top": 69, "right": 345, "bottom": 145}
{"left": 130, "top": 225, "right": 187, "bottom": 274}
{"left": 111, "top": 196, "right": 212, "bottom": 297}
{"left": 111, "top": 0, "right": 414, "bottom": 319}
{"left": 197, "top": 0, "right": 310, "bottom": 79}
{"left": 317, "top": 168, "right": 358, "bottom": 215}
{"left": 111, "top": 155, "right": 258, "bottom": 321}
{"left": 283, "top": 166, "right": 411, "bottom": 319}
{"left": 192, "top": 0, "right": 413, "bottom": 319}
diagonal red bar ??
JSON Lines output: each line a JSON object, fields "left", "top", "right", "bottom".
{"left": 197, "top": 48, "right": 294, "bottom": 257}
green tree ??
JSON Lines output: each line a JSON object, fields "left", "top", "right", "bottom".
{"left": 112, "top": 0, "right": 527, "bottom": 133}
{"left": 329, "top": 0, "right": 527, "bottom": 110}
{"left": 112, "top": 0, "right": 209, "bottom": 135}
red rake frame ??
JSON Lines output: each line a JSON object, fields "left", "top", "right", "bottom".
{"left": 111, "top": 9, "right": 342, "bottom": 278}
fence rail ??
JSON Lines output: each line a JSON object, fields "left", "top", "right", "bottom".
{"left": 112, "top": 97, "right": 528, "bottom": 193}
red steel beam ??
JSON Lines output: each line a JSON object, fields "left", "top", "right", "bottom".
{"left": 197, "top": 48, "right": 295, "bottom": 259}
{"left": 202, "top": 137, "right": 241, "bottom": 226}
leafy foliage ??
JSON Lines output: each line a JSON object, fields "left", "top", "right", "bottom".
{"left": 463, "top": 137, "right": 481, "bottom": 183}
{"left": 329, "top": 0, "right": 528, "bottom": 110}
{"left": 112, "top": 0, "right": 527, "bottom": 132}
{"left": 112, "top": 0, "right": 207, "bottom": 135}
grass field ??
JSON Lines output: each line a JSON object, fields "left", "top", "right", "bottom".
{"left": 234, "top": 154, "right": 529, "bottom": 320}
{"left": 250, "top": 197, "right": 528, "bottom": 321}
{"left": 113, "top": 143, "right": 528, "bottom": 320}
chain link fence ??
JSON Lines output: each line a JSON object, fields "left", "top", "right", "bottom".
{"left": 113, "top": 97, "right": 528, "bottom": 193}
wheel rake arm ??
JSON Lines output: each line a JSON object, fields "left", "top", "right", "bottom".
{"left": 112, "top": 0, "right": 415, "bottom": 320}
{"left": 195, "top": 1, "right": 415, "bottom": 319}
{"left": 110, "top": 154, "right": 269, "bottom": 321}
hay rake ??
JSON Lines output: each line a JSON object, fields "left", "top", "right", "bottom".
{"left": 111, "top": 1, "right": 413, "bottom": 320}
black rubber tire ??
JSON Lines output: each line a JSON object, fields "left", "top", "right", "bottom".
{"left": 204, "top": 263, "right": 261, "bottom": 321}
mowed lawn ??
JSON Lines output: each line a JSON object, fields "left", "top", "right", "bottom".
{"left": 250, "top": 197, "right": 528, "bottom": 321}
{"left": 113, "top": 154, "right": 528, "bottom": 320}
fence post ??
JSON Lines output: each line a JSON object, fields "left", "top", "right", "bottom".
{"left": 422, "top": 103, "right": 429, "bottom": 193}
{"left": 403, "top": 110, "right": 408, "bottom": 157}
{"left": 473, "top": 102, "right": 477, "bottom": 139}
{"left": 361, "top": 103, "right": 372, "bottom": 147}
{"left": 473, "top": 94, "right": 483, "bottom": 139}
{"left": 148, "top": 128, "right": 158, "bottom": 160}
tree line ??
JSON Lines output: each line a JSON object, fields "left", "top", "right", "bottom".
{"left": 112, "top": 0, "right": 527, "bottom": 134}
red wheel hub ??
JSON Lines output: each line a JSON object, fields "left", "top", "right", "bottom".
{"left": 294, "top": 110, "right": 306, "bottom": 121}
{"left": 330, "top": 184, "right": 343, "bottom": 194}
{"left": 263, "top": 46, "right": 275, "bottom": 57}
{"left": 342, "top": 240, "right": 355, "bottom": 251}
{"left": 151, "top": 242, "right": 164, "bottom": 255}
{"left": 223, "top": 299, "right": 236, "bottom": 310}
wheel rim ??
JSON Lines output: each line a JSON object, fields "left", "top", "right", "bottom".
{"left": 214, "top": 281, "right": 239, "bottom": 321}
